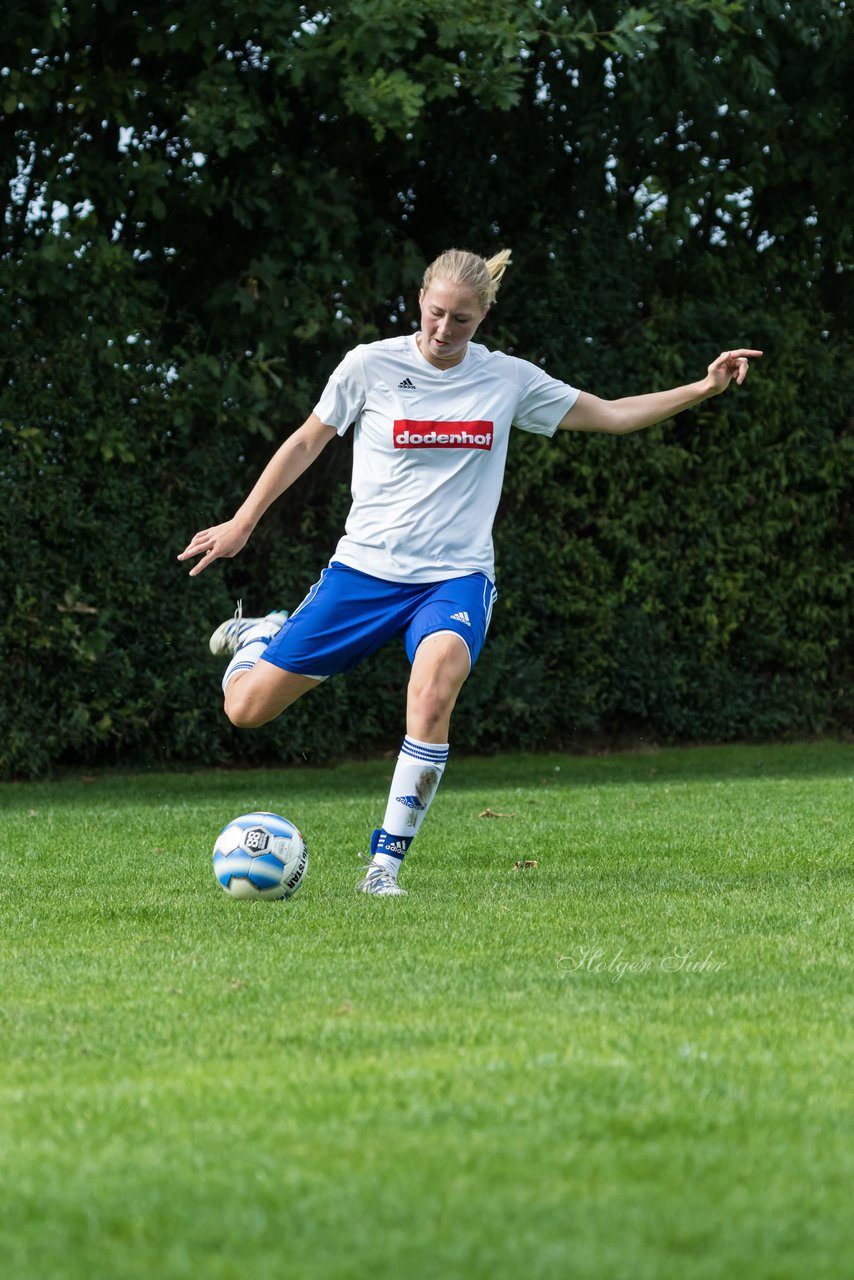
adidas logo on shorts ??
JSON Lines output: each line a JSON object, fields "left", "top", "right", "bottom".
{"left": 450, "top": 611, "right": 471, "bottom": 626}
{"left": 397, "top": 377, "right": 416, "bottom": 390}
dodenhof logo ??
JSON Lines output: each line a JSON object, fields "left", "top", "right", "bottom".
{"left": 393, "top": 420, "right": 494, "bottom": 450}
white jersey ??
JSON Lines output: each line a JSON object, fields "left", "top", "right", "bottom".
{"left": 313, "top": 333, "right": 579, "bottom": 584}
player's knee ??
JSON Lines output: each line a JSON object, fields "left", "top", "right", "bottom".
{"left": 225, "top": 701, "right": 264, "bottom": 730}
{"left": 408, "top": 681, "right": 457, "bottom": 734}
{"left": 224, "top": 685, "right": 270, "bottom": 729}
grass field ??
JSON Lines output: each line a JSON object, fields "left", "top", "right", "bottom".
{"left": 2, "top": 742, "right": 852, "bottom": 1279}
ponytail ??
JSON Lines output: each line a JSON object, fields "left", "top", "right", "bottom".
{"left": 483, "top": 249, "right": 513, "bottom": 298}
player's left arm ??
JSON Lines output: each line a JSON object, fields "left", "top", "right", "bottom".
{"left": 558, "top": 349, "right": 763, "bottom": 434}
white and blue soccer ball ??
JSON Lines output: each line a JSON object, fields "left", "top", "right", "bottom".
{"left": 212, "top": 811, "right": 308, "bottom": 900}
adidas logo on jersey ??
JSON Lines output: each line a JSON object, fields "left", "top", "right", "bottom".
{"left": 450, "top": 611, "right": 471, "bottom": 626}
{"left": 397, "top": 377, "right": 416, "bottom": 390}
{"left": 396, "top": 794, "right": 427, "bottom": 810}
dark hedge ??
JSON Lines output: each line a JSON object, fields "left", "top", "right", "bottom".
{"left": 2, "top": 2, "right": 851, "bottom": 777}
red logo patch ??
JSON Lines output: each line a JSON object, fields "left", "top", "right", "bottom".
{"left": 393, "top": 420, "right": 493, "bottom": 450}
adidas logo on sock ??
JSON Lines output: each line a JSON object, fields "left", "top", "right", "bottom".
{"left": 381, "top": 838, "right": 408, "bottom": 856}
{"left": 450, "top": 611, "right": 471, "bottom": 626}
{"left": 397, "top": 377, "right": 416, "bottom": 390}
{"left": 396, "top": 794, "right": 427, "bottom": 810}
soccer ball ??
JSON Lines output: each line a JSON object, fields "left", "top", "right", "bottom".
{"left": 212, "top": 811, "right": 308, "bottom": 900}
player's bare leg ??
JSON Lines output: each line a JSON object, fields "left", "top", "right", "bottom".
{"left": 224, "top": 663, "right": 321, "bottom": 728}
{"left": 359, "top": 631, "right": 470, "bottom": 897}
{"left": 406, "top": 631, "right": 471, "bottom": 743}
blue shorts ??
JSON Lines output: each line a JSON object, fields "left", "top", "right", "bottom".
{"left": 261, "top": 562, "right": 498, "bottom": 678}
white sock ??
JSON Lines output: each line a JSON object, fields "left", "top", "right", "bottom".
{"left": 372, "top": 736, "right": 450, "bottom": 877}
{"left": 221, "top": 640, "right": 269, "bottom": 694}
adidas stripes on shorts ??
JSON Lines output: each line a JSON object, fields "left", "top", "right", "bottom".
{"left": 261, "top": 561, "right": 498, "bottom": 679}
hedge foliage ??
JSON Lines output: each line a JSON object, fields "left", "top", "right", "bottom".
{"left": 2, "top": 1, "right": 851, "bottom": 777}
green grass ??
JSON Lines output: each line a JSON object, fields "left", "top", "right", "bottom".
{"left": 1, "top": 742, "right": 852, "bottom": 1279}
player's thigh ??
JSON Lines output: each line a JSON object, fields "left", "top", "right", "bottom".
{"left": 225, "top": 660, "right": 322, "bottom": 728}
{"left": 407, "top": 631, "right": 472, "bottom": 706}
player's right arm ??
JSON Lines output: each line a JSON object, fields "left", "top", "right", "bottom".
{"left": 177, "top": 412, "right": 338, "bottom": 577}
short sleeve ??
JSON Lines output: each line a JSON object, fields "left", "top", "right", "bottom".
{"left": 512, "top": 359, "right": 580, "bottom": 437}
{"left": 313, "top": 346, "right": 367, "bottom": 436}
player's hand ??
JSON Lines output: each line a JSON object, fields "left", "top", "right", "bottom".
{"left": 177, "top": 518, "right": 252, "bottom": 577}
{"left": 706, "top": 348, "right": 763, "bottom": 394}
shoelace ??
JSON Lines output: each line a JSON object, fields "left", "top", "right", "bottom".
{"left": 356, "top": 853, "right": 401, "bottom": 894}
{"left": 225, "top": 599, "right": 248, "bottom": 648}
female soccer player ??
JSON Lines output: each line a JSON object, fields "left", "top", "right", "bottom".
{"left": 178, "top": 248, "right": 760, "bottom": 896}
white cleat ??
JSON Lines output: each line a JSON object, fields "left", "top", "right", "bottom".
{"left": 357, "top": 859, "right": 408, "bottom": 897}
{"left": 209, "top": 600, "right": 289, "bottom": 656}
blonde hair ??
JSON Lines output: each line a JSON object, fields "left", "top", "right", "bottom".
{"left": 421, "top": 247, "right": 512, "bottom": 309}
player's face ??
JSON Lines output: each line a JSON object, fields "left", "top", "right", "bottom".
{"left": 418, "top": 280, "right": 488, "bottom": 368}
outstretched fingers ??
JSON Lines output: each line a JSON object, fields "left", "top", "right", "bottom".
{"left": 711, "top": 348, "right": 764, "bottom": 387}
{"left": 177, "top": 518, "right": 251, "bottom": 575}
{"left": 187, "top": 546, "right": 221, "bottom": 577}
{"left": 732, "top": 347, "right": 763, "bottom": 385}
{"left": 177, "top": 529, "right": 221, "bottom": 577}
